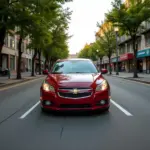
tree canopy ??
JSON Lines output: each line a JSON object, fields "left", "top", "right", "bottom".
{"left": 106, "top": 0, "right": 150, "bottom": 77}
{"left": 0, "top": 0, "right": 71, "bottom": 78}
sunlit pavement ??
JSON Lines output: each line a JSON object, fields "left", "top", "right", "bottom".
{"left": 0, "top": 76, "right": 150, "bottom": 150}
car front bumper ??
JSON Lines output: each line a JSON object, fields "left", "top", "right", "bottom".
{"left": 40, "top": 88, "right": 110, "bottom": 111}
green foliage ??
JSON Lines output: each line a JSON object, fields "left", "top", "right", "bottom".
{"left": 106, "top": 0, "right": 150, "bottom": 36}
{"left": 96, "top": 22, "right": 116, "bottom": 58}
{"left": 78, "top": 43, "right": 98, "bottom": 61}
{"left": 42, "top": 7, "right": 71, "bottom": 61}
{"left": 91, "top": 41, "right": 105, "bottom": 59}
{"left": 106, "top": 0, "right": 150, "bottom": 77}
{"left": 0, "top": 0, "right": 71, "bottom": 55}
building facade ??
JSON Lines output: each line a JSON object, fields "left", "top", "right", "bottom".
{"left": 110, "top": 21, "right": 150, "bottom": 74}
{"left": 95, "top": 21, "right": 150, "bottom": 74}
{"left": 1, "top": 33, "right": 33, "bottom": 73}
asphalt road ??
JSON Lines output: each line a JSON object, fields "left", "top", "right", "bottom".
{"left": 0, "top": 76, "right": 150, "bottom": 150}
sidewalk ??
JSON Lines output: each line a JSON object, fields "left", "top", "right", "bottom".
{"left": 108, "top": 72, "right": 150, "bottom": 84}
{"left": 0, "top": 72, "right": 45, "bottom": 88}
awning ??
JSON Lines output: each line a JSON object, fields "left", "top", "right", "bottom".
{"left": 120, "top": 53, "right": 134, "bottom": 61}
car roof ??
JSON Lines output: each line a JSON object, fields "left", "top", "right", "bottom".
{"left": 57, "top": 58, "right": 92, "bottom": 62}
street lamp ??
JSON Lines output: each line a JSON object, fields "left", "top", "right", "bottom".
{"left": 114, "top": 27, "right": 119, "bottom": 75}
{"left": 96, "top": 49, "right": 101, "bottom": 71}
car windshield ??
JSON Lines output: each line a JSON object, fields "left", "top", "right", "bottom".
{"left": 51, "top": 60, "right": 98, "bottom": 74}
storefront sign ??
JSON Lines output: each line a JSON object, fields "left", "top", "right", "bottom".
{"left": 120, "top": 53, "right": 134, "bottom": 61}
{"left": 137, "top": 49, "right": 150, "bottom": 58}
{"left": 111, "top": 57, "right": 120, "bottom": 62}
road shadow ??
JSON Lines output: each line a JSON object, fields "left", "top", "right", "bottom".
{"left": 41, "top": 110, "right": 109, "bottom": 118}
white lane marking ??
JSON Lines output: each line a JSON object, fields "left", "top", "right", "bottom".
{"left": 110, "top": 99, "right": 133, "bottom": 116}
{"left": 19, "top": 101, "right": 40, "bottom": 119}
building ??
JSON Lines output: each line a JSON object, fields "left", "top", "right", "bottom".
{"left": 1, "top": 33, "right": 33, "bottom": 73}
{"left": 68, "top": 53, "right": 78, "bottom": 59}
{"left": 116, "top": 21, "right": 150, "bottom": 73}
{"left": 95, "top": 0, "right": 150, "bottom": 74}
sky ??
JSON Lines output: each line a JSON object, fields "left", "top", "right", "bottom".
{"left": 64, "top": 0, "right": 114, "bottom": 54}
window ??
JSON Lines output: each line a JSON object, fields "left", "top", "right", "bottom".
{"left": 16, "top": 40, "right": 19, "bottom": 50}
{"left": 21, "top": 42, "right": 24, "bottom": 52}
{"left": 119, "top": 45, "right": 125, "bottom": 55}
{"left": 4, "top": 34, "right": 8, "bottom": 46}
{"left": 127, "top": 43, "right": 130, "bottom": 53}
{"left": 24, "top": 43, "right": 27, "bottom": 53}
{"left": 10, "top": 55, "right": 15, "bottom": 70}
{"left": 10, "top": 37, "right": 15, "bottom": 49}
{"left": 52, "top": 60, "right": 98, "bottom": 74}
{"left": 145, "top": 33, "right": 150, "bottom": 47}
{"left": 137, "top": 38, "right": 141, "bottom": 50}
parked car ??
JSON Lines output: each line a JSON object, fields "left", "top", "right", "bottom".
{"left": 40, "top": 58, "right": 110, "bottom": 113}
{"left": 42, "top": 69, "right": 48, "bottom": 75}
{"left": 0, "top": 68, "right": 9, "bottom": 76}
{"left": 101, "top": 68, "right": 108, "bottom": 74}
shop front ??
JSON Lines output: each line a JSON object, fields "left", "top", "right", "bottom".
{"left": 137, "top": 48, "right": 150, "bottom": 74}
{"left": 111, "top": 57, "right": 121, "bottom": 72}
{"left": 1, "top": 54, "right": 8, "bottom": 69}
{"left": 120, "top": 53, "right": 134, "bottom": 72}
{"left": 103, "top": 60, "right": 109, "bottom": 70}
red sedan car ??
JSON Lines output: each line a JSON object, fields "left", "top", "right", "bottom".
{"left": 42, "top": 69, "right": 48, "bottom": 75}
{"left": 40, "top": 58, "right": 110, "bottom": 112}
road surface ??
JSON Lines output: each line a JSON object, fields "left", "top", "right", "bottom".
{"left": 0, "top": 76, "right": 150, "bottom": 150}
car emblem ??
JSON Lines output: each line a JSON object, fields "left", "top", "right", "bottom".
{"left": 72, "top": 88, "right": 79, "bottom": 94}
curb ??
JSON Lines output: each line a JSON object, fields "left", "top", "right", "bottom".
{"left": 0, "top": 75, "right": 45, "bottom": 89}
{"left": 106, "top": 74, "right": 150, "bottom": 85}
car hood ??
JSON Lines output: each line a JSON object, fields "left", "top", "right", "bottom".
{"left": 48, "top": 73, "right": 102, "bottom": 87}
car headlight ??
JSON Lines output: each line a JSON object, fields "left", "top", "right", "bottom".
{"left": 96, "top": 80, "right": 108, "bottom": 91}
{"left": 42, "top": 80, "right": 55, "bottom": 92}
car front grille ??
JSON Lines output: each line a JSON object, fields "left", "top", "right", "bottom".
{"left": 59, "top": 104, "right": 91, "bottom": 108}
{"left": 58, "top": 92, "right": 92, "bottom": 99}
{"left": 58, "top": 87, "right": 92, "bottom": 99}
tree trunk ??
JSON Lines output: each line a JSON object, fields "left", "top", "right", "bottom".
{"left": 16, "top": 37, "right": 23, "bottom": 79}
{"left": 44, "top": 59, "right": 47, "bottom": 69}
{"left": 108, "top": 56, "right": 112, "bottom": 75}
{"left": 38, "top": 50, "right": 41, "bottom": 75}
{"left": 0, "top": 26, "right": 7, "bottom": 67}
{"left": 0, "top": 44, "right": 3, "bottom": 67}
{"left": 132, "top": 35, "right": 138, "bottom": 78}
{"left": 49, "top": 58, "right": 52, "bottom": 71}
{"left": 31, "top": 49, "right": 37, "bottom": 76}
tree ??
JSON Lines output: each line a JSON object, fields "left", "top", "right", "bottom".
{"left": 42, "top": 7, "right": 71, "bottom": 70}
{"left": 13, "top": 0, "right": 67, "bottom": 78}
{"left": 96, "top": 21, "right": 116, "bottom": 75}
{"left": 78, "top": 43, "right": 97, "bottom": 61}
{"left": 91, "top": 41, "right": 106, "bottom": 71}
{"left": 78, "top": 44, "right": 90, "bottom": 59}
{"left": 12, "top": 1, "right": 43, "bottom": 79}
{"left": 0, "top": 0, "right": 19, "bottom": 67}
{"left": 0, "top": 0, "right": 71, "bottom": 77}
{"left": 106, "top": 0, "right": 150, "bottom": 77}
